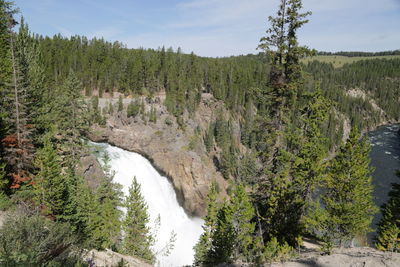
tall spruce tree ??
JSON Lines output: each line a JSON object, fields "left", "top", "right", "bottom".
{"left": 376, "top": 174, "right": 400, "bottom": 251}
{"left": 3, "top": 15, "right": 37, "bottom": 189}
{"left": 0, "top": 1, "right": 12, "bottom": 192}
{"left": 33, "top": 131, "right": 68, "bottom": 216}
{"left": 90, "top": 153, "right": 123, "bottom": 250}
{"left": 195, "top": 184, "right": 255, "bottom": 265}
{"left": 320, "top": 127, "right": 377, "bottom": 246}
{"left": 193, "top": 182, "right": 219, "bottom": 266}
{"left": 123, "top": 177, "right": 155, "bottom": 263}
{"left": 254, "top": 0, "right": 323, "bottom": 245}
{"left": 53, "top": 71, "right": 88, "bottom": 161}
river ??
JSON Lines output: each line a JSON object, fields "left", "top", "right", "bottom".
{"left": 369, "top": 124, "right": 400, "bottom": 229}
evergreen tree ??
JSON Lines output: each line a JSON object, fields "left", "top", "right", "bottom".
{"left": 229, "top": 184, "right": 255, "bottom": 261}
{"left": 254, "top": 0, "right": 319, "bottom": 246}
{"left": 123, "top": 177, "right": 155, "bottom": 263}
{"left": 320, "top": 127, "right": 377, "bottom": 246}
{"left": 376, "top": 175, "right": 400, "bottom": 252}
{"left": 193, "top": 182, "right": 219, "bottom": 266}
{"left": 108, "top": 101, "right": 114, "bottom": 115}
{"left": 90, "top": 153, "right": 123, "bottom": 250}
{"left": 3, "top": 15, "right": 36, "bottom": 189}
{"left": 207, "top": 201, "right": 236, "bottom": 265}
{"left": 127, "top": 99, "right": 140, "bottom": 118}
{"left": 118, "top": 95, "right": 123, "bottom": 112}
{"left": 33, "top": 131, "right": 68, "bottom": 216}
{"left": 52, "top": 71, "right": 88, "bottom": 162}
{"left": 149, "top": 105, "right": 157, "bottom": 123}
{"left": 195, "top": 183, "right": 255, "bottom": 265}
{"left": 0, "top": 2, "right": 13, "bottom": 179}
{"left": 203, "top": 123, "right": 214, "bottom": 153}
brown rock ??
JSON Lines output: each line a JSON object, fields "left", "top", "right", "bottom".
{"left": 76, "top": 154, "right": 105, "bottom": 191}
{"left": 88, "top": 93, "right": 230, "bottom": 216}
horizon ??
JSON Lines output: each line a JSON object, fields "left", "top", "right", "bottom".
{"left": 13, "top": 0, "right": 400, "bottom": 57}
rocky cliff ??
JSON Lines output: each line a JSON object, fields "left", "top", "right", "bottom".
{"left": 88, "top": 93, "right": 232, "bottom": 216}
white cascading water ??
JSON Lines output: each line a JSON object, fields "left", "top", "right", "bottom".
{"left": 92, "top": 142, "right": 204, "bottom": 267}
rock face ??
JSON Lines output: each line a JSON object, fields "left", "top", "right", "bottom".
{"left": 84, "top": 249, "right": 152, "bottom": 267}
{"left": 76, "top": 154, "right": 105, "bottom": 191}
{"left": 88, "top": 93, "right": 229, "bottom": 216}
{"left": 271, "top": 248, "right": 400, "bottom": 267}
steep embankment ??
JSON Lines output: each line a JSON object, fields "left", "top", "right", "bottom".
{"left": 272, "top": 248, "right": 400, "bottom": 267}
{"left": 88, "top": 92, "right": 234, "bottom": 216}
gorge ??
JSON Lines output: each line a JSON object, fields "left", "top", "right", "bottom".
{"left": 83, "top": 123, "right": 400, "bottom": 266}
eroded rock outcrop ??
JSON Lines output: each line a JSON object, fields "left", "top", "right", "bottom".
{"left": 271, "top": 248, "right": 400, "bottom": 267}
{"left": 88, "top": 93, "right": 230, "bottom": 216}
{"left": 84, "top": 249, "right": 152, "bottom": 267}
{"left": 76, "top": 154, "right": 105, "bottom": 191}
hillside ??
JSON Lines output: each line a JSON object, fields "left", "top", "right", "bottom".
{"left": 302, "top": 54, "right": 400, "bottom": 68}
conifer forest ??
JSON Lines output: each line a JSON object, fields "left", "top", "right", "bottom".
{"left": 0, "top": 0, "right": 400, "bottom": 266}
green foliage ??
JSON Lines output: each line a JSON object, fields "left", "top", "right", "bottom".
{"left": 90, "top": 95, "right": 103, "bottom": 124}
{"left": 117, "top": 95, "right": 124, "bottom": 112}
{"left": 203, "top": 123, "right": 214, "bottom": 152}
{"left": 312, "top": 128, "right": 378, "bottom": 246}
{"left": 149, "top": 105, "right": 157, "bottom": 123}
{"left": 127, "top": 99, "right": 141, "bottom": 118}
{"left": 238, "top": 152, "right": 258, "bottom": 184}
{"left": 123, "top": 177, "right": 155, "bottom": 263}
{"left": 376, "top": 175, "right": 400, "bottom": 252}
{"left": 262, "top": 237, "right": 294, "bottom": 264}
{"left": 108, "top": 101, "right": 114, "bottom": 115}
{"left": 0, "top": 213, "right": 83, "bottom": 266}
{"left": 33, "top": 132, "right": 68, "bottom": 216}
{"left": 89, "top": 153, "right": 123, "bottom": 250}
{"left": 193, "top": 182, "right": 219, "bottom": 266}
{"left": 195, "top": 184, "right": 255, "bottom": 265}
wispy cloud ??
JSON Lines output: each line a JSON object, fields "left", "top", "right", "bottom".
{"left": 14, "top": 0, "right": 400, "bottom": 57}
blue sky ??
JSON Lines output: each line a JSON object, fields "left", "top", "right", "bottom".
{"left": 14, "top": 0, "right": 400, "bottom": 57}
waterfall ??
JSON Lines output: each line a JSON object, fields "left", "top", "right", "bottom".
{"left": 92, "top": 142, "right": 204, "bottom": 267}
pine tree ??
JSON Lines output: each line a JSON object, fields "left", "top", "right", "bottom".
{"left": 108, "top": 101, "right": 114, "bottom": 115}
{"left": 90, "top": 153, "right": 123, "bottom": 250}
{"left": 254, "top": 0, "right": 318, "bottom": 246}
{"left": 52, "top": 71, "right": 88, "bottom": 163}
{"left": 149, "top": 105, "right": 157, "bottom": 123}
{"left": 0, "top": 23, "right": 8, "bottom": 190}
{"left": 123, "top": 177, "right": 155, "bottom": 263}
{"left": 2, "top": 15, "right": 36, "bottom": 189}
{"left": 33, "top": 131, "right": 68, "bottom": 216}
{"left": 229, "top": 184, "right": 255, "bottom": 261}
{"left": 376, "top": 175, "right": 400, "bottom": 252}
{"left": 207, "top": 201, "right": 235, "bottom": 265}
{"left": 193, "top": 182, "right": 219, "bottom": 266}
{"left": 321, "top": 127, "right": 378, "bottom": 246}
{"left": 118, "top": 95, "right": 123, "bottom": 112}
{"left": 0, "top": 2, "right": 13, "bottom": 173}
{"left": 195, "top": 183, "right": 255, "bottom": 265}
{"left": 203, "top": 123, "right": 214, "bottom": 153}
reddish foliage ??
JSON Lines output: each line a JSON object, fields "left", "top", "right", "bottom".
{"left": 9, "top": 172, "right": 30, "bottom": 189}
{"left": 1, "top": 134, "right": 17, "bottom": 147}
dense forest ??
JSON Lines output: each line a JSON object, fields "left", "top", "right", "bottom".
{"left": 0, "top": 0, "right": 399, "bottom": 266}
{"left": 317, "top": 50, "right": 400, "bottom": 57}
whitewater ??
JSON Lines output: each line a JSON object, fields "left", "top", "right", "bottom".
{"left": 92, "top": 142, "right": 204, "bottom": 266}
